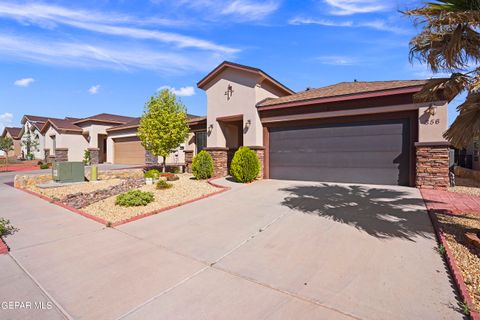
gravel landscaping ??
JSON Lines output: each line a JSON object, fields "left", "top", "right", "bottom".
{"left": 449, "top": 177, "right": 480, "bottom": 196}
{"left": 82, "top": 174, "right": 220, "bottom": 223}
{"left": 436, "top": 213, "right": 480, "bottom": 313}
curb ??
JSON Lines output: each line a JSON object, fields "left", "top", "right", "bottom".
{"left": 15, "top": 177, "right": 230, "bottom": 228}
{"left": 426, "top": 209, "right": 480, "bottom": 319}
{"left": 0, "top": 237, "right": 9, "bottom": 255}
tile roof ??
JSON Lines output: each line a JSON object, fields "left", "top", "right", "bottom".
{"left": 2, "top": 127, "right": 22, "bottom": 139}
{"left": 23, "top": 115, "right": 51, "bottom": 123}
{"left": 73, "top": 113, "right": 137, "bottom": 124}
{"left": 42, "top": 118, "right": 83, "bottom": 133}
{"left": 257, "top": 80, "right": 431, "bottom": 107}
{"left": 106, "top": 114, "right": 205, "bottom": 132}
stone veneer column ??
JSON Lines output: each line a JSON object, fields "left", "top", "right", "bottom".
{"left": 415, "top": 142, "right": 450, "bottom": 189}
{"left": 145, "top": 150, "right": 158, "bottom": 166}
{"left": 44, "top": 149, "right": 50, "bottom": 163}
{"left": 205, "top": 147, "right": 228, "bottom": 177}
{"left": 184, "top": 150, "right": 194, "bottom": 173}
{"left": 88, "top": 148, "right": 100, "bottom": 165}
{"left": 54, "top": 148, "right": 69, "bottom": 162}
{"left": 247, "top": 146, "right": 265, "bottom": 179}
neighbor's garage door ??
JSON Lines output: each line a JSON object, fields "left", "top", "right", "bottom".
{"left": 113, "top": 136, "right": 145, "bottom": 165}
{"left": 269, "top": 118, "right": 411, "bottom": 186}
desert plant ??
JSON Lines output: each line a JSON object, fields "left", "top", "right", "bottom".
{"left": 0, "top": 137, "right": 13, "bottom": 167}
{"left": 156, "top": 179, "right": 173, "bottom": 189}
{"left": 404, "top": 1, "right": 480, "bottom": 147}
{"left": 0, "top": 218, "right": 18, "bottom": 237}
{"left": 40, "top": 163, "right": 50, "bottom": 169}
{"left": 230, "top": 147, "right": 260, "bottom": 183}
{"left": 138, "top": 89, "right": 190, "bottom": 172}
{"left": 144, "top": 169, "right": 160, "bottom": 179}
{"left": 83, "top": 149, "right": 91, "bottom": 165}
{"left": 115, "top": 190, "right": 154, "bottom": 207}
{"left": 192, "top": 150, "right": 214, "bottom": 180}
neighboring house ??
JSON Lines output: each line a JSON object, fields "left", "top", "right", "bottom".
{"left": 19, "top": 115, "right": 51, "bottom": 160}
{"left": 0, "top": 127, "right": 22, "bottom": 158}
{"left": 42, "top": 113, "right": 136, "bottom": 163}
{"left": 190, "top": 61, "right": 452, "bottom": 189}
{"left": 106, "top": 115, "right": 207, "bottom": 165}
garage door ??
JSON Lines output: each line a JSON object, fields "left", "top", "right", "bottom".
{"left": 269, "top": 118, "right": 411, "bottom": 186}
{"left": 113, "top": 136, "right": 145, "bottom": 165}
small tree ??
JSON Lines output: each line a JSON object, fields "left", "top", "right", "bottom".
{"left": 21, "top": 129, "right": 39, "bottom": 159}
{"left": 138, "top": 89, "right": 190, "bottom": 172}
{"left": 0, "top": 136, "right": 13, "bottom": 167}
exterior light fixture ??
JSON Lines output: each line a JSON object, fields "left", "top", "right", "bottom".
{"left": 225, "top": 84, "right": 234, "bottom": 100}
{"left": 426, "top": 104, "right": 437, "bottom": 116}
{"left": 208, "top": 124, "right": 214, "bottom": 135}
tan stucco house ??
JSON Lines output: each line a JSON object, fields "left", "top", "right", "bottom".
{"left": 1, "top": 127, "right": 22, "bottom": 158}
{"left": 185, "top": 61, "right": 451, "bottom": 189}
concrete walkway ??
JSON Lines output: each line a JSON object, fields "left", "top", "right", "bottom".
{"left": 0, "top": 173, "right": 465, "bottom": 320}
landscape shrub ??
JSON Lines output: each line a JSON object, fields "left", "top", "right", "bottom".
{"left": 40, "top": 163, "right": 49, "bottom": 169}
{"left": 115, "top": 190, "right": 154, "bottom": 207}
{"left": 83, "top": 149, "right": 91, "bottom": 165}
{"left": 0, "top": 218, "right": 18, "bottom": 237}
{"left": 144, "top": 169, "right": 160, "bottom": 179}
{"left": 230, "top": 147, "right": 260, "bottom": 183}
{"left": 156, "top": 179, "right": 173, "bottom": 189}
{"left": 192, "top": 150, "right": 214, "bottom": 180}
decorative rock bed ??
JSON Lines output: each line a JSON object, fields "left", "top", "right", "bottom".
{"left": 61, "top": 178, "right": 144, "bottom": 209}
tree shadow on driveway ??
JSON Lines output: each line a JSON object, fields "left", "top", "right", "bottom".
{"left": 280, "top": 183, "right": 437, "bottom": 241}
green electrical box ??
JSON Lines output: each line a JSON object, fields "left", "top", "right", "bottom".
{"left": 52, "top": 162, "right": 85, "bottom": 183}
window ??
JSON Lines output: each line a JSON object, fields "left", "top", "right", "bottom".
{"left": 195, "top": 131, "right": 207, "bottom": 153}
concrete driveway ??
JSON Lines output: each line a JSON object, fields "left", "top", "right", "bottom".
{"left": 0, "top": 173, "right": 465, "bottom": 320}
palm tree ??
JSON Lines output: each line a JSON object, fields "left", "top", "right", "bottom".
{"left": 404, "top": 0, "right": 480, "bottom": 147}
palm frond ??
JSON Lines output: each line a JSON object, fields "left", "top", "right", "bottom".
{"left": 443, "top": 92, "right": 480, "bottom": 147}
{"left": 415, "top": 73, "right": 469, "bottom": 102}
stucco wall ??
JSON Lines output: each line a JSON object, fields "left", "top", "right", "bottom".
{"left": 78, "top": 123, "right": 112, "bottom": 148}
{"left": 44, "top": 126, "right": 88, "bottom": 161}
{"left": 417, "top": 101, "right": 448, "bottom": 143}
{"left": 204, "top": 68, "right": 286, "bottom": 148}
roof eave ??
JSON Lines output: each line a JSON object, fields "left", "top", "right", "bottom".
{"left": 257, "top": 86, "right": 426, "bottom": 110}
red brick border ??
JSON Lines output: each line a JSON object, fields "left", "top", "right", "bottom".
{"left": 0, "top": 237, "right": 9, "bottom": 255}
{"left": 15, "top": 177, "right": 231, "bottom": 228}
{"left": 426, "top": 210, "right": 480, "bottom": 319}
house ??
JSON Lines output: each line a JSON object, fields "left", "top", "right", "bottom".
{"left": 0, "top": 127, "right": 22, "bottom": 158}
{"left": 19, "top": 115, "right": 53, "bottom": 159}
{"left": 41, "top": 113, "right": 136, "bottom": 163}
{"left": 106, "top": 115, "right": 207, "bottom": 165}
{"left": 187, "top": 61, "right": 451, "bottom": 189}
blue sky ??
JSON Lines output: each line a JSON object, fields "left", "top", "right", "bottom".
{"left": 0, "top": 0, "right": 460, "bottom": 130}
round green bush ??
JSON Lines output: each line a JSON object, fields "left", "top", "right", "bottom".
{"left": 230, "top": 147, "right": 260, "bottom": 183}
{"left": 192, "top": 150, "right": 214, "bottom": 180}
{"left": 144, "top": 169, "right": 160, "bottom": 179}
{"left": 156, "top": 179, "right": 173, "bottom": 189}
{"left": 115, "top": 190, "right": 154, "bottom": 207}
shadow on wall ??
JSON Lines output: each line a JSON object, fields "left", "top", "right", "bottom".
{"left": 280, "top": 183, "right": 439, "bottom": 241}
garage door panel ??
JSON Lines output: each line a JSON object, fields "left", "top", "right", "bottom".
{"left": 113, "top": 137, "right": 145, "bottom": 165}
{"left": 270, "top": 151, "right": 405, "bottom": 168}
{"left": 272, "top": 134, "right": 405, "bottom": 152}
{"left": 269, "top": 118, "right": 410, "bottom": 186}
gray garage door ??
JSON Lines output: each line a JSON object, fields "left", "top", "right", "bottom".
{"left": 269, "top": 118, "right": 411, "bottom": 186}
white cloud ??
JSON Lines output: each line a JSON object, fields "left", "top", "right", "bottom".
{"left": 221, "top": 0, "right": 279, "bottom": 21}
{"left": 14, "top": 77, "right": 35, "bottom": 87}
{"left": 288, "top": 16, "right": 409, "bottom": 35}
{"left": 0, "top": 34, "right": 226, "bottom": 74}
{"left": 316, "top": 55, "right": 357, "bottom": 66}
{"left": 88, "top": 85, "right": 100, "bottom": 94}
{"left": 0, "top": 112, "right": 13, "bottom": 131}
{"left": 158, "top": 86, "right": 195, "bottom": 97}
{"left": 324, "top": 0, "right": 390, "bottom": 15}
{"left": 0, "top": 2, "right": 237, "bottom": 54}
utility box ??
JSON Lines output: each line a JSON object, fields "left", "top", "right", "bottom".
{"left": 52, "top": 162, "right": 85, "bottom": 183}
